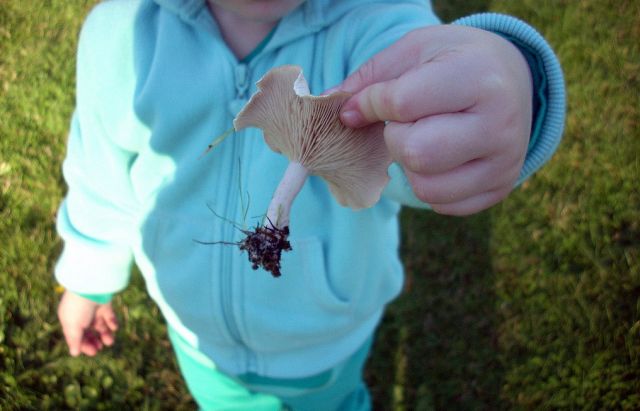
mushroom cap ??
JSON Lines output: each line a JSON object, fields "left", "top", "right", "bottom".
{"left": 234, "top": 65, "right": 391, "bottom": 209}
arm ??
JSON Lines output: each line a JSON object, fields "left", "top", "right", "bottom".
{"left": 337, "top": 13, "right": 565, "bottom": 214}
{"left": 56, "top": 1, "right": 141, "bottom": 295}
{"left": 56, "top": 2, "right": 141, "bottom": 354}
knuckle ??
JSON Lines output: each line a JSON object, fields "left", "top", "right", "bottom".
{"left": 414, "top": 185, "right": 441, "bottom": 205}
{"left": 413, "top": 185, "right": 431, "bottom": 203}
{"left": 479, "top": 72, "right": 507, "bottom": 97}
{"left": 418, "top": 147, "right": 440, "bottom": 172}
{"left": 383, "top": 83, "right": 410, "bottom": 121}
{"left": 402, "top": 28, "right": 431, "bottom": 54}
{"left": 471, "top": 54, "right": 509, "bottom": 97}
{"left": 399, "top": 141, "right": 426, "bottom": 173}
{"left": 363, "top": 86, "right": 382, "bottom": 120}
{"left": 431, "top": 203, "right": 459, "bottom": 216}
{"left": 504, "top": 162, "right": 522, "bottom": 185}
{"left": 353, "top": 59, "right": 377, "bottom": 88}
{"left": 406, "top": 173, "right": 440, "bottom": 204}
{"left": 403, "top": 29, "right": 422, "bottom": 44}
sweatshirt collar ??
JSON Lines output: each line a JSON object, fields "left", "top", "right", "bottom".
{"left": 152, "top": 0, "right": 325, "bottom": 27}
{"left": 150, "top": 0, "right": 423, "bottom": 54}
{"left": 153, "top": 0, "right": 205, "bottom": 22}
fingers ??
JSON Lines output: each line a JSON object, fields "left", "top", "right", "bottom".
{"left": 404, "top": 156, "right": 519, "bottom": 207}
{"left": 430, "top": 187, "right": 513, "bottom": 216}
{"left": 94, "top": 305, "right": 118, "bottom": 347}
{"left": 384, "top": 112, "right": 521, "bottom": 215}
{"left": 104, "top": 308, "right": 119, "bottom": 332}
{"left": 384, "top": 113, "right": 493, "bottom": 175}
{"left": 338, "top": 25, "right": 529, "bottom": 129}
{"left": 80, "top": 331, "right": 103, "bottom": 357}
{"left": 61, "top": 323, "right": 104, "bottom": 357}
{"left": 383, "top": 109, "right": 524, "bottom": 215}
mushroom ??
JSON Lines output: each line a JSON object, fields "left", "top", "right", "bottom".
{"left": 231, "top": 65, "right": 391, "bottom": 277}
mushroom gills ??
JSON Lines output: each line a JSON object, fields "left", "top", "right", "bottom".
{"left": 220, "top": 65, "right": 391, "bottom": 277}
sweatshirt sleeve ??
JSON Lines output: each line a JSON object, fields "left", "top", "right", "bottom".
{"left": 55, "top": 3, "right": 141, "bottom": 294}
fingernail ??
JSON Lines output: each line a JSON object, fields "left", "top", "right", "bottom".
{"left": 70, "top": 348, "right": 79, "bottom": 357}
{"left": 341, "top": 110, "right": 364, "bottom": 128}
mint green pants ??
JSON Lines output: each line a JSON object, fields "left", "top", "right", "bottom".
{"left": 168, "top": 328, "right": 372, "bottom": 411}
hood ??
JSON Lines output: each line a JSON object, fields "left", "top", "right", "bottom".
{"left": 153, "top": 0, "right": 431, "bottom": 51}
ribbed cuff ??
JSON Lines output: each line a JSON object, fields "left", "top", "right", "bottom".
{"left": 75, "top": 292, "right": 113, "bottom": 305}
{"left": 454, "top": 13, "right": 566, "bottom": 183}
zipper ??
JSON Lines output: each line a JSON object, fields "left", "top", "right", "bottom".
{"left": 231, "top": 64, "right": 250, "bottom": 114}
{"left": 200, "top": 6, "right": 278, "bottom": 374}
{"left": 213, "top": 20, "right": 278, "bottom": 372}
{"left": 219, "top": 61, "right": 259, "bottom": 372}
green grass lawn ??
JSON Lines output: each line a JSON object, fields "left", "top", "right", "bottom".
{"left": 1, "top": 0, "right": 638, "bottom": 409}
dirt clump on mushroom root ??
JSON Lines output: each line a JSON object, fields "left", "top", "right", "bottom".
{"left": 239, "top": 224, "right": 291, "bottom": 277}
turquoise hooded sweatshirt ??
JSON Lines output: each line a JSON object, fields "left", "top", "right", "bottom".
{"left": 56, "top": 0, "right": 565, "bottom": 378}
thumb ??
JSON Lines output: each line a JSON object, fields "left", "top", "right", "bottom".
{"left": 337, "top": 33, "right": 423, "bottom": 128}
{"left": 57, "top": 291, "right": 98, "bottom": 357}
{"left": 62, "top": 324, "right": 85, "bottom": 357}
{"left": 339, "top": 33, "right": 421, "bottom": 95}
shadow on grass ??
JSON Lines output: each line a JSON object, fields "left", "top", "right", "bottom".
{"left": 365, "top": 2, "right": 497, "bottom": 409}
{"left": 432, "top": 0, "right": 490, "bottom": 22}
{"left": 367, "top": 208, "right": 502, "bottom": 411}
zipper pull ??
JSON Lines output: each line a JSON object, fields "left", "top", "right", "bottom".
{"left": 229, "top": 64, "right": 250, "bottom": 116}
{"left": 235, "top": 64, "right": 249, "bottom": 99}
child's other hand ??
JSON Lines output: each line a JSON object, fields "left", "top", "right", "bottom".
{"left": 338, "top": 25, "right": 533, "bottom": 215}
{"left": 57, "top": 291, "right": 118, "bottom": 357}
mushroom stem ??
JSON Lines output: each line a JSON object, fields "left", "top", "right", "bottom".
{"left": 265, "top": 161, "right": 309, "bottom": 228}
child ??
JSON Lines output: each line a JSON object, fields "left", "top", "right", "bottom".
{"left": 55, "top": 0, "right": 565, "bottom": 409}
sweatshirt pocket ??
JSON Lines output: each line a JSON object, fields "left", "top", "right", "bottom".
{"left": 241, "top": 236, "right": 354, "bottom": 352}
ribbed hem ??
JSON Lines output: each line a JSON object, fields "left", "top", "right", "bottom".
{"left": 188, "top": 309, "right": 383, "bottom": 379}
{"left": 454, "top": 13, "right": 566, "bottom": 183}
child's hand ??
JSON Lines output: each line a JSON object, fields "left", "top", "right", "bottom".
{"left": 57, "top": 291, "right": 118, "bottom": 357}
{"left": 337, "top": 25, "right": 533, "bottom": 215}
